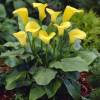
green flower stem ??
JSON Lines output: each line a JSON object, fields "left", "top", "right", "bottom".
{"left": 32, "top": 38, "right": 35, "bottom": 51}
{"left": 37, "top": 54, "right": 43, "bottom": 64}
{"left": 58, "top": 37, "right": 61, "bottom": 59}
{"left": 45, "top": 45, "right": 48, "bottom": 67}
{"left": 53, "top": 41, "right": 56, "bottom": 58}
{"left": 26, "top": 32, "right": 42, "bottom": 64}
{"left": 41, "top": 40, "right": 43, "bottom": 50}
{"left": 26, "top": 32, "right": 34, "bottom": 55}
{"left": 53, "top": 39, "right": 57, "bottom": 60}
{"left": 60, "top": 37, "right": 63, "bottom": 57}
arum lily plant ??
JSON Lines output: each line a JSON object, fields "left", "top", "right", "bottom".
{"left": 0, "top": 2, "right": 98, "bottom": 100}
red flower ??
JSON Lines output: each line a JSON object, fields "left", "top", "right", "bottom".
{"left": 79, "top": 72, "right": 92, "bottom": 97}
{"left": 0, "top": 91, "right": 15, "bottom": 100}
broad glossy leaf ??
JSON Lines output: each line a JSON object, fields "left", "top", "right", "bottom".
{"left": 79, "top": 51, "right": 97, "bottom": 65}
{"left": 29, "top": 86, "right": 45, "bottom": 100}
{"left": 33, "top": 68, "right": 57, "bottom": 85}
{"left": 0, "top": 48, "right": 24, "bottom": 58}
{"left": 50, "top": 56, "right": 88, "bottom": 72}
{"left": 6, "top": 71, "right": 26, "bottom": 90}
{"left": 3, "top": 42, "right": 19, "bottom": 49}
{"left": 65, "top": 72, "right": 80, "bottom": 80}
{"left": 0, "top": 4, "right": 6, "bottom": 18}
{"left": 45, "top": 79, "right": 62, "bottom": 98}
{"left": 5, "top": 56, "right": 21, "bottom": 67}
{"left": 64, "top": 79, "right": 81, "bottom": 100}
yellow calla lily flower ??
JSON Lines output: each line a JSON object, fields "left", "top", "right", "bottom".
{"left": 39, "top": 30, "right": 56, "bottom": 44}
{"left": 13, "top": 8, "right": 28, "bottom": 24}
{"left": 69, "top": 28, "right": 86, "bottom": 43}
{"left": 54, "top": 21, "right": 71, "bottom": 36}
{"left": 46, "top": 8, "right": 61, "bottom": 22}
{"left": 33, "top": 3, "right": 48, "bottom": 21}
{"left": 13, "top": 31, "right": 27, "bottom": 45}
{"left": 63, "top": 6, "right": 83, "bottom": 22}
{"left": 25, "top": 21, "right": 41, "bottom": 37}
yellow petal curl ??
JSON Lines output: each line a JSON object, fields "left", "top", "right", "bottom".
{"left": 39, "top": 30, "right": 56, "bottom": 44}
{"left": 13, "top": 31, "right": 27, "bottom": 45}
{"left": 63, "top": 6, "right": 83, "bottom": 22}
{"left": 54, "top": 21, "right": 71, "bottom": 36}
{"left": 69, "top": 28, "right": 86, "bottom": 43}
{"left": 13, "top": 8, "right": 28, "bottom": 24}
{"left": 25, "top": 21, "right": 41, "bottom": 37}
{"left": 33, "top": 3, "right": 48, "bottom": 21}
{"left": 46, "top": 8, "right": 61, "bottom": 22}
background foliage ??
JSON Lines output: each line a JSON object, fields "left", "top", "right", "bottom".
{"left": 0, "top": 0, "right": 100, "bottom": 100}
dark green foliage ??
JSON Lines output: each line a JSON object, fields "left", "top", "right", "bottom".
{"left": 0, "top": 18, "right": 17, "bottom": 44}
{"left": 37, "top": 0, "right": 69, "bottom": 10}
{"left": 0, "top": 73, "right": 6, "bottom": 87}
{"left": 89, "top": 57, "right": 100, "bottom": 88}
{"left": 90, "top": 88, "right": 100, "bottom": 100}
{"left": 71, "top": 11, "right": 100, "bottom": 51}
{"left": 72, "top": 0, "right": 100, "bottom": 14}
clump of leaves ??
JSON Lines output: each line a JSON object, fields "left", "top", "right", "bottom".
{"left": 90, "top": 88, "right": 100, "bottom": 100}
{"left": 0, "top": 3, "right": 17, "bottom": 44}
{"left": 70, "top": 0, "right": 100, "bottom": 14}
{"left": 89, "top": 56, "right": 100, "bottom": 88}
{"left": 0, "top": 18, "right": 17, "bottom": 44}
{"left": 71, "top": 11, "right": 100, "bottom": 51}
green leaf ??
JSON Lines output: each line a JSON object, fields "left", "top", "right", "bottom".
{"left": 64, "top": 79, "right": 81, "bottom": 100}
{"left": 65, "top": 72, "right": 80, "bottom": 80}
{"left": 26, "top": 0, "right": 35, "bottom": 4}
{"left": 18, "top": 16, "right": 25, "bottom": 31}
{"left": 5, "top": 56, "right": 21, "bottom": 67}
{"left": 15, "top": 93, "right": 24, "bottom": 100}
{"left": 3, "top": 42, "right": 19, "bottom": 49}
{"left": 27, "top": 32, "right": 33, "bottom": 46}
{"left": 79, "top": 51, "right": 97, "bottom": 65}
{"left": 47, "top": 24, "right": 56, "bottom": 33}
{"left": 29, "top": 86, "right": 45, "bottom": 100}
{"left": 13, "top": 1, "right": 26, "bottom": 9}
{"left": 6, "top": 71, "right": 26, "bottom": 90}
{"left": 0, "top": 48, "right": 24, "bottom": 58}
{"left": 6, "top": 0, "right": 13, "bottom": 4}
{"left": 50, "top": 56, "right": 88, "bottom": 72}
{"left": 90, "top": 88, "right": 100, "bottom": 100}
{"left": 56, "top": 15, "right": 62, "bottom": 24}
{"left": 33, "top": 68, "right": 57, "bottom": 85}
{"left": 0, "top": 4, "right": 6, "bottom": 18}
{"left": 45, "top": 79, "right": 62, "bottom": 98}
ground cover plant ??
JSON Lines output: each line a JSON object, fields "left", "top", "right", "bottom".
{"left": 72, "top": 0, "right": 100, "bottom": 14}
{"left": 0, "top": 1, "right": 100, "bottom": 100}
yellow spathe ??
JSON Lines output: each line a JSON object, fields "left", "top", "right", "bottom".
{"left": 69, "top": 28, "right": 86, "bottom": 43}
{"left": 13, "top": 31, "right": 27, "bottom": 45}
{"left": 54, "top": 21, "right": 71, "bottom": 36}
{"left": 46, "top": 8, "right": 61, "bottom": 22}
{"left": 63, "top": 6, "right": 83, "bottom": 22}
{"left": 25, "top": 21, "right": 41, "bottom": 37}
{"left": 13, "top": 8, "right": 28, "bottom": 24}
{"left": 33, "top": 3, "right": 48, "bottom": 21}
{"left": 39, "top": 30, "right": 56, "bottom": 44}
